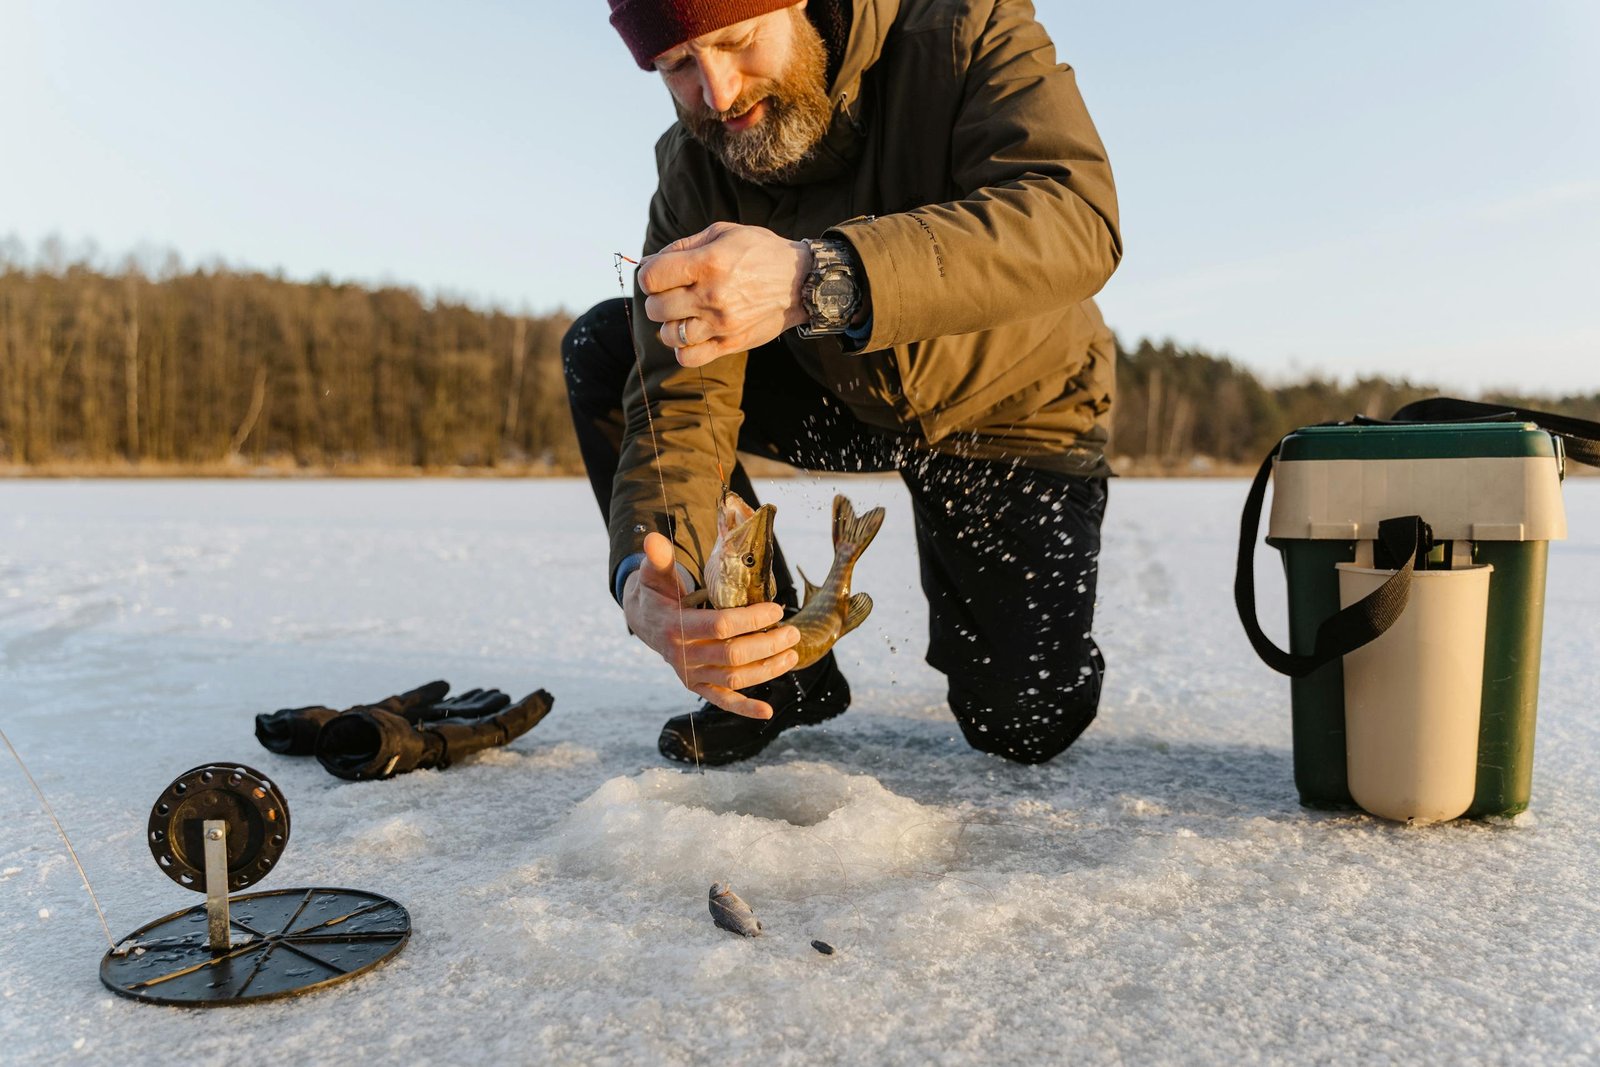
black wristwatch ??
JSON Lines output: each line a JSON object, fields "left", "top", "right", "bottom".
{"left": 798, "top": 237, "right": 862, "bottom": 338}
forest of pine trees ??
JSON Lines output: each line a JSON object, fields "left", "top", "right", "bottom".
{"left": 2, "top": 246, "right": 1595, "bottom": 475}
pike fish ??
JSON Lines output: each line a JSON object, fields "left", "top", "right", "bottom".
{"left": 709, "top": 882, "right": 763, "bottom": 937}
{"left": 692, "top": 489, "right": 882, "bottom": 670}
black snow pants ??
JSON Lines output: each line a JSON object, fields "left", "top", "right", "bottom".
{"left": 563, "top": 298, "right": 1108, "bottom": 764}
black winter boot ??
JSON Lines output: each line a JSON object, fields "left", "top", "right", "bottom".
{"left": 658, "top": 652, "right": 851, "bottom": 766}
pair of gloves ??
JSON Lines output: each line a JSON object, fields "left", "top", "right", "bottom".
{"left": 255, "top": 680, "right": 554, "bottom": 781}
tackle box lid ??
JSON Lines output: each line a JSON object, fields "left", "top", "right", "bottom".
{"left": 1278, "top": 421, "right": 1559, "bottom": 462}
{"left": 1268, "top": 422, "right": 1567, "bottom": 542}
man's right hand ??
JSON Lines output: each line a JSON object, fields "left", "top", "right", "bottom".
{"left": 622, "top": 532, "right": 801, "bottom": 719}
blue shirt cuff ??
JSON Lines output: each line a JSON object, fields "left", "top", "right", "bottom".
{"left": 613, "top": 552, "right": 647, "bottom": 604}
{"left": 843, "top": 315, "right": 874, "bottom": 350}
{"left": 612, "top": 552, "right": 698, "bottom": 605}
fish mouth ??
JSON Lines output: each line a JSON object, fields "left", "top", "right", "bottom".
{"left": 731, "top": 504, "right": 777, "bottom": 602}
{"left": 749, "top": 503, "right": 776, "bottom": 553}
{"left": 723, "top": 499, "right": 775, "bottom": 557}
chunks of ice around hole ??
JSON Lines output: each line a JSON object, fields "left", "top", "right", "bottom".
{"left": 549, "top": 762, "right": 960, "bottom": 900}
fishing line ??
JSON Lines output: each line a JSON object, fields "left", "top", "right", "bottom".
{"left": 700, "top": 369, "right": 727, "bottom": 490}
{"left": 727, "top": 822, "right": 865, "bottom": 953}
{"left": 613, "top": 255, "right": 975, "bottom": 953}
{"left": 615, "top": 254, "right": 703, "bottom": 775}
{"left": 615, "top": 253, "right": 726, "bottom": 489}
{"left": 720, "top": 810, "right": 1002, "bottom": 953}
{"left": 882, "top": 813, "right": 999, "bottom": 906}
{"left": 0, "top": 723, "right": 116, "bottom": 950}
{"left": 614, "top": 254, "right": 861, "bottom": 948}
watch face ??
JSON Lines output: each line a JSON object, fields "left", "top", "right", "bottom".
{"left": 815, "top": 268, "right": 857, "bottom": 320}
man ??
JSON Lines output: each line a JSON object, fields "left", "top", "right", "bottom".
{"left": 565, "top": 0, "right": 1121, "bottom": 765}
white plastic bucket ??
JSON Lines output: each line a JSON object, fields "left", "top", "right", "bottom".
{"left": 1335, "top": 563, "right": 1494, "bottom": 824}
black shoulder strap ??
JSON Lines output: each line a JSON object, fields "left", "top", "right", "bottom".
{"left": 1236, "top": 397, "right": 1600, "bottom": 677}
{"left": 1234, "top": 436, "right": 1431, "bottom": 677}
{"left": 1389, "top": 396, "right": 1600, "bottom": 467}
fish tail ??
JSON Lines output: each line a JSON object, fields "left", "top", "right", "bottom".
{"left": 832, "top": 495, "right": 885, "bottom": 560}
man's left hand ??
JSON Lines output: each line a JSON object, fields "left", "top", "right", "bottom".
{"left": 637, "top": 222, "right": 811, "bottom": 367}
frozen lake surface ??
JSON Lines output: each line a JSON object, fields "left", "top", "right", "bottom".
{"left": 2, "top": 477, "right": 1597, "bottom": 1065}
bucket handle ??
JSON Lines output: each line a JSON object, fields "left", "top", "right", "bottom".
{"left": 1386, "top": 397, "right": 1600, "bottom": 468}
{"left": 1234, "top": 434, "right": 1431, "bottom": 677}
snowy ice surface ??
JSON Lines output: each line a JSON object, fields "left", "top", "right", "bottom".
{"left": 1, "top": 477, "right": 1596, "bottom": 1066}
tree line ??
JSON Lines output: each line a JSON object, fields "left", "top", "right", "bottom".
{"left": 1113, "top": 338, "right": 1599, "bottom": 470}
{"left": 1, "top": 245, "right": 576, "bottom": 471}
{"left": 2, "top": 247, "right": 1594, "bottom": 473}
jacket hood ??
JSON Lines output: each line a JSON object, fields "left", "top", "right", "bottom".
{"left": 830, "top": 0, "right": 898, "bottom": 101}
{"left": 773, "top": 0, "right": 900, "bottom": 186}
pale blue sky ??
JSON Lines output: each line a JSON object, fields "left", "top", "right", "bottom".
{"left": 3, "top": 1, "right": 1596, "bottom": 392}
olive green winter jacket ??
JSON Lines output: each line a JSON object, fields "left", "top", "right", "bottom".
{"left": 611, "top": 0, "right": 1121, "bottom": 587}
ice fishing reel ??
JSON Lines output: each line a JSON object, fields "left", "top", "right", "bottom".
{"left": 100, "top": 762, "right": 411, "bottom": 1007}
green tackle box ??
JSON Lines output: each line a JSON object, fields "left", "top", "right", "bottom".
{"left": 1265, "top": 421, "right": 1567, "bottom": 818}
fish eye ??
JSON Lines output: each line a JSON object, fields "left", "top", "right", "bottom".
{"left": 743, "top": 553, "right": 756, "bottom": 567}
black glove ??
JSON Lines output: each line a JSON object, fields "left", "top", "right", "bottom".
{"left": 254, "top": 680, "right": 452, "bottom": 755}
{"left": 315, "top": 689, "right": 555, "bottom": 781}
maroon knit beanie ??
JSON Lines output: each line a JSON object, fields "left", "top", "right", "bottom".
{"left": 609, "top": 0, "right": 799, "bottom": 70}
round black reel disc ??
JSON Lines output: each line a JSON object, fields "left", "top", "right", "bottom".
{"left": 148, "top": 763, "right": 290, "bottom": 892}
{"left": 101, "top": 887, "right": 411, "bottom": 1007}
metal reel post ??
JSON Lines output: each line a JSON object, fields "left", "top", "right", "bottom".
{"left": 203, "top": 819, "right": 230, "bottom": 951}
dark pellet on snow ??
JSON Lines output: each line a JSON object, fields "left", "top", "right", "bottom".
{"left": 811, "top": 940, "right": 836, "bottom": 955}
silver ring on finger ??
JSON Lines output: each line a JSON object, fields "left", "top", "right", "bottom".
{"left": 677, "top": 319, "right": 689, "bottom": 346}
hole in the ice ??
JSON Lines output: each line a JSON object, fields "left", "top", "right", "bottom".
{"left": 664, "top": 774, "right": 859, "bottom": 828}
{"left": 685, "top": 795, "right": 836, "bottom": 827}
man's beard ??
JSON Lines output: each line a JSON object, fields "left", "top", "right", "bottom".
{"left": 675, "top": 12, "right": 833, "bottom": 184}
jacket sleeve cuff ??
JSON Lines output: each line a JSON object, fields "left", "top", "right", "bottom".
{"left": 825, "top": 220, "right": 897, "bottom": 352}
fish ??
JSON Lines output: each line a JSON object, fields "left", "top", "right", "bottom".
{"left": 709, "top": 882, "right": 763, "bottom": 937}
{"left": 693, "top": 488, "right": 778, "bottom": 610}
{"left": 787, "top": 494, "right": 885, "bottom": 670}
{"left": 688, "top": 490, "right": 882, "bottom": 671}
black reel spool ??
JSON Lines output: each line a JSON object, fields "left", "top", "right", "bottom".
{"left": 102, "top": 762, "right": 410, "bottom": 1007}
{"left": 146, "top": 763, "right": 290, "bottom": 892}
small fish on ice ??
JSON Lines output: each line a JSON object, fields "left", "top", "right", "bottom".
{"left": 709, "top": 882, "right": 763, "bottom": 937}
